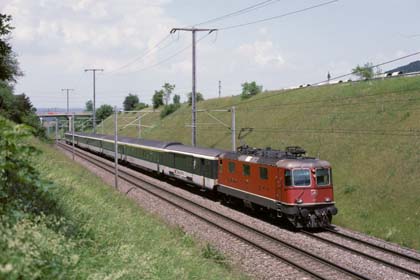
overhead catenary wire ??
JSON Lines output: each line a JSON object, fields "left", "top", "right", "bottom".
{"left": 106, "top": 34, "right": 174, "bottom": 75}
{"left": 152, "top": 126, "right": 420, "bottom": 137}
{"left": 106, "top": 0, "right": 334, "bottom": 76}
{"left": 218, "top": 0, "right": 338, "bottom": 30}
{"left": 194, "top": 0, "right": 281, "bottom": 26}
{"left": 126, "top": 33, "right": 212, "bottom": 74}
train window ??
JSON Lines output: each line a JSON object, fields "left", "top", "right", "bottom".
{"left": 293, "top": 169, "right": 311, "bottom": 186}
{"left": 242, "top": 164, "right": 250, "bottom": 176}
{"left": 285, "top": 170, "right": 292, "bottom": 186}
{"left": 259, "top": 167, "right": 268, "bottom": 180}
{"left": 228, "top": 162, "right": 235, "bottom": 173}
{"left": 316, "top": 168, "right": 330, "bottom": 186}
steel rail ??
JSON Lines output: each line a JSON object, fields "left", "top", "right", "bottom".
{"left": 325, "top": 227, "right": 420, "bottom": 263}
{"left": 300, "top": 230, "right": 420, "bottom": 279}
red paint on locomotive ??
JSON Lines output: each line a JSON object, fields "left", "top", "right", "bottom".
{"left": 217, "top": 146, "right": 337, "bottom": 228}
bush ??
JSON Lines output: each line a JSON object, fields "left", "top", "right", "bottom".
{"left": 160, "top": 104, "right": 180, "bottom": 118}
{"left": 0, "top": 117, "right": 83, "bottom": 279}
{"left": 0, "top": 83, "right": 45, "bottom": 137}
{"left": 187, "top": 92, "right": 204, "bottom": 106}
{"left": 352, "top": 63, "right": 374, "bottom": 80}
{"left": 240, "top": 81, "right": 262, "bottom": 99}
{"left": 0, "top": 117, "right": 54, "bottom": 215}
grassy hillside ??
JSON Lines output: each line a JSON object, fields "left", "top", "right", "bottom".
{"left": 99, "top": 109, "right": 161, "bottom": 137}
{"left": 100, "top": 76, "right": 420, "bottom": 249}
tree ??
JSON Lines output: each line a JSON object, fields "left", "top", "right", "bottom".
{"left": 0, "top": 14, "right": 22, "bottom": 84}
{"left": 0, "top": 87, "right": 44, "bottom": 136}
{"left": 173, "top": 94, "right": 180, "bottom": 105}
{"left": 123, "top": 93, "right": 139, "bottom": 111}
{"left": 352, "top": 63, "right": 374, "bottom": 80}
{"left": 241, "top": 81, "right": 262, "bottom": 99}
{"left": 152, "top": 90, "right": 164, "bottom": 109}
{"left": 187, "top": 92, "right": 204, "bottom": 106}
{"left": 95, "top": 104, "right": 113, "bottom": 122}
{"left": 134, "top": 102, "right": 148, "bottom": 111}
{"left": 162, "top": 83, "right": 175, "bottom": 105}
{"left": 85, "top": 100, "right": 93, "bottom": 112}
{"left": 160, "top": 104, "right": 180, "bottom": 118}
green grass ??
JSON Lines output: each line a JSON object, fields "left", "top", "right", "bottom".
{"left": 0, "top": 139, "right": 247, "bottom": 279}
{"left": 98, "top": 109, "right": 162, "bottom": 137}
{"left": 101, "top": 76, "right": 420, "bottom": 250}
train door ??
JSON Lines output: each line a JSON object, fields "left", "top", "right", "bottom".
{"left": 276, "top": 168, "right": 284, "bottom": 202}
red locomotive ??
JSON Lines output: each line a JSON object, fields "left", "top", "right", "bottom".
{"left": 217, "top": 146, "right": 337, "bottom": 228}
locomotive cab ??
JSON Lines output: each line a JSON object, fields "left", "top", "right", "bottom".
{"left": 279, "top": 160, "right": 338, "bottom": 228}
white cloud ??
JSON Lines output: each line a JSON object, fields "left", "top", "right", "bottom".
{"left": 2, "top": 0, "right": 178, "bottom": 71}
{"left": 236, "top": 40, "right": 285, "bottom": 67}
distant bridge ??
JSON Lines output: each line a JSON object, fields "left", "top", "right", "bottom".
{"left": 37, "top": 112, "right": 92, "bottom": 118}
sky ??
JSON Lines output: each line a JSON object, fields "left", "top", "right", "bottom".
{"left": 1, "top": 0, "right": 420, "bottom": 110}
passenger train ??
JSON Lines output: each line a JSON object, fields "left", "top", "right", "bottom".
{"left": 65, "top": 132, "right": 337, "bottom": 228}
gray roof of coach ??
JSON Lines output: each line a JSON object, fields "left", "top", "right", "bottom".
{"left": 73, "top": 132, "right": 180, "bottom": 149}
{"left": 166, "top": 144, "right": 226, "bottom": 158}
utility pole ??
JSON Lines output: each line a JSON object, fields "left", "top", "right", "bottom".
{"left": 114, "top": 106, "right": 119, "bottom": 189}
{"left": 170, "top": 27, "right": 217, "bottom": 146}
{"left": 138, "top": 115, "right": 142, "bottom": 139}
{"left": 231, "top": 106, "right": 236, "bottom": 151}
{"left": 85, "top": 68, "right": 104, "bottom": 134}
{"left": 55, "top": 117, "right": 58, "bottom": 142}
{"left": 218, "top": 80, "right": 221, "bottom": 98}
{"left": 61, "top": 88, "right": 74, "bottom": 114}
{"left": 71, "top": 113, "right": 75, "bottom": 161}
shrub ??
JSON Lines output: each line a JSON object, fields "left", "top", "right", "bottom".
{"left": 187, "top": 92, "right": 204, "bottom": 106}
{"left": 0, "top": 117, "right": 55, "bottom": 215}
{"left": 160, "top": 104, "right": 180, "bottom": 118}
{"left": 240, "top": 81, "right": 262, "bottom": 99}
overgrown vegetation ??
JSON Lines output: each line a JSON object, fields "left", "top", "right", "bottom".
{"left": 0, "top": 117, "right": 67, "bottom": 278}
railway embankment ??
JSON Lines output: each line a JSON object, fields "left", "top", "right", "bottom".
{"left": 0, "top": 120, "right": 246, "bottom": 279}
{"left": 102, "top": 76, "right": 420, "bottom": 250}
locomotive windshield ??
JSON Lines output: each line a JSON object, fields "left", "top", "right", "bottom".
{"left": 316, "top": 168, "right": 331, "bottom": 186}
{"left": 285, "top": 169, "right": 311, "bottom": 187}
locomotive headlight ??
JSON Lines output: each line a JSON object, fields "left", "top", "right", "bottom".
{"left": 325, "top": 197, "right": 331, "bottom": 202}
{"left": 296, "top": 198, "right": 303, "bottom": 204}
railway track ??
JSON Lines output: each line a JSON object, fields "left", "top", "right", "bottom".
{"left": 300, "top": 229, "right": 420, "bottom": 279}
{"left": 57, "top": 142, "right": 419, "bottom": 280}
{"left": 325, "top": 227, "right": 420, "bottom": 263}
